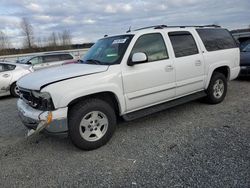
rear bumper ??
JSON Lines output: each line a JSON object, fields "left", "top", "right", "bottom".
{"left": 239, "top": 66, "right": 250, "bottom": 76}
{"left": 17, "top": 99, "right": 68, "bottom": 135}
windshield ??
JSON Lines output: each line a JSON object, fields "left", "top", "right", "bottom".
{"left": 16, "top": 56, "right": 32, "bottom": 64}
{"left": 80, "top": 35, "right": 134, "bottom": 65}
{"left": 239, "top": 38, "right": 250, "bottom": 52}
{"left": 242, "top": 43, "right": 250, "bottom": 52}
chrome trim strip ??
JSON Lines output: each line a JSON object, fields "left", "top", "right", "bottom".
{"left": 129, "top": 86, "right": 176, "bottom": 100}
{"left": 176, "top": 79, "right": 203, "bottom": 88}
{"left": 128, "top": 79, "right": 203, "bottom": 100}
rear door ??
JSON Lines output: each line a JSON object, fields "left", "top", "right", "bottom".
{"left": 43, "top": 55, "right": 62, "bottom": 68}
{"left": 168, "top": 31, "right": 205, "bottom": 96}
{"left": 0, "top": 64, "right": 14, "bottom": 94}
{"left": 59, "top": 54, "right": 75, "bottom": 65}
{"left": 122, "top": 33, "right": 176, "bottom": 112}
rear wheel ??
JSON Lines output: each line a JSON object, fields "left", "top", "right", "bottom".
{"left": 68, "top": 98, "right": 116, "bottom": 150}
{"left": 205, "top": 72, "right": 227, "bottom": 104}
{"left": 10, "top": 82, "right": 19, "bottom": 97}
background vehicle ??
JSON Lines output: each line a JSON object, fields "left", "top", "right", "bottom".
{"left": 232, "top": 29, "right": 250, "bottom": 77}
{"left": 0, "top": 62, "right": 33, "bottom": 97}
{"left": 17, "top": 25, "right": 240, "bottom": 150}
{"left": 17, "top": 52, "right": 76, "bottom": 70}
{"left": 238, "top": 38, "right": 250, "bottom": 76}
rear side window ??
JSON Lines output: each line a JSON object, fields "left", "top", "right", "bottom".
{"left": 196, "top": 29, "right": 237, "bottom": 51}
{"left": 60, "top": 54, "right": 73, "bottom": 60}
{"left": 43, "top": 55, "right": 61, "bottom": 63}
{"left": 168, "top": 31, "right": 199, "bottom": 58}
{"left": 131, "top": 33, "right": 169, "bottom": 62}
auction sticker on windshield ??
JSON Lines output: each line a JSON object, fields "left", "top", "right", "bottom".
{"left": 112, "top": 39, "right": 127, "bottom": 44}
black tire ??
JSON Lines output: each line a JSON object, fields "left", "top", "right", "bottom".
{"left": 68, "top": 98, "right": 116, "bottom": 150}
{"left": 10, "top": 82, "right": 19, "bottom": 97}
{"left": 205, "top": 72, "right": 227, "bottom": 104}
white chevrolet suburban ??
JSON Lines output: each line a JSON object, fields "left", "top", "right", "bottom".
{"left": 17, "top": 25, "right": 240, "bottom": 150}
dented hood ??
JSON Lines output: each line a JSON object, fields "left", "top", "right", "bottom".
{"left": 17, "top": 64, "right": 108, "bottom": 90}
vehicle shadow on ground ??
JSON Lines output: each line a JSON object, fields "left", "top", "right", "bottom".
{"left": 237, "top": 77, "right": 250, "bottom": 81}
{"left": 0, "top": 95, "right": 15, "bottom": 101}
{"left": 20, "top": 100, "right": 202, "bottom": 153}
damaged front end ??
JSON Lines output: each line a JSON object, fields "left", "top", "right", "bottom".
{"left": 17, "top": 88, "right": 68, "bottom": 137}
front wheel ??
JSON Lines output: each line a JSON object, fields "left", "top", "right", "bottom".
{"left": 205, "top": 72, "right": 227, "bottom": 104}
{"left": 68, "top": 98, "right": 116, "bottom": 150}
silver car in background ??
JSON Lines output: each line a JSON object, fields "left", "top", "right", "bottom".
{"left": 16, "top": 52, "right": 77, "bottom": 70}
{"left": 0, "top": 62, "right": 33, "bottom": 97}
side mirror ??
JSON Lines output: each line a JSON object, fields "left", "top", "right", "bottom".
{"left": 26, "top": 61, "right": 32, "bottom": 65}
{"left": 128, "top": 52, "right": 148, "bottom": 66}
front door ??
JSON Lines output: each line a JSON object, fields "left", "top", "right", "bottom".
{"left": 122, "top": 33, "right": 176, "bottom": 112}
{"left": 30, "top": 57, "right": 45, "bottom": 70}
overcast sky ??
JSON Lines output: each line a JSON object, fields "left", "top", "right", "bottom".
{"left": 1, "top": 0, "right": 250, "bottom": 47}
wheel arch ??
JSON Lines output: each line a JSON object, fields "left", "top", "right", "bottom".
{"left": 67, "top": 91, "right": 122, "bottom": 117}
{"left": 206, "top": 65, "right": 230, "bottom": 89}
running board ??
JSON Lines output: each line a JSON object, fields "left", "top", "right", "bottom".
{"left": 123, "top": 91, "right": 207, "bottom": 121}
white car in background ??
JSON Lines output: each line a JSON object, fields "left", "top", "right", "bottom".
{"left": 0, "top": 62, "right": 33, "bottom": 97}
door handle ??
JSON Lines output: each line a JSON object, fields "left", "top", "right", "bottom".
{"left": 165, "top": 65, "right": 174, "bottom": 72}
{"left": 2, "top": 74, "right": 10, "bottom": 78}
{"left": 195, "top": 60, "right": 202, "bottom": 66}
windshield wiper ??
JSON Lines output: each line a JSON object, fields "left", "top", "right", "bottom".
{"left": 85, "top": 59, "right": 102, "bottom": 65}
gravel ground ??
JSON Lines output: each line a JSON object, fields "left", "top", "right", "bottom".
{"left": 0, "top": 79, "right": 249, "bottom": 188}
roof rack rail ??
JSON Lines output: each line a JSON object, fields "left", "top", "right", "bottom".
{"left": 134, "top": 24, "right": 221, "bottom": 31}
{"left": 166, "top": 24, "right": 221, "bottom": 28}
{"left": 134, "top": 25, "right": 168, "bottom": 31}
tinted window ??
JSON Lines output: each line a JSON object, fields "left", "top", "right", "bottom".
{"left": 43, "top": 55, "right": 61, "bottom": 63}
{"left": 0, "top": 64, "right": 16, "bottom": 72}
{"left": 131, "top": 33, "right": 168, "bottom": 62}
{"left": 196, "top": 29, "right": 237, "bottom": 51}
{"left": 60, "top": 54, "right": 73, "bottom": 60}
{"left": 169, "top": 31, "right": 199, "bottom": 58}
{"left": 243, "top": 43, "right": 250, "bottom": 52}
{"left": 239, "top": 38, "right": 250, "bottom": 52}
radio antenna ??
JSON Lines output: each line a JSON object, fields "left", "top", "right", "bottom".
{"left": 126, "top": 26, "right": 131, "bottom": 33}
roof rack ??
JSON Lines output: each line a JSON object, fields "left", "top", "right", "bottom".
{"left": 134, "top": 24, "right": 221, "bottom": 31}
{"left": 134, "top": 25, "right": 167, "bottom": 31}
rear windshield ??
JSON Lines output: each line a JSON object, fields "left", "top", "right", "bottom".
{"left": 196, "top": 29, "right": 237, "bottom": 51}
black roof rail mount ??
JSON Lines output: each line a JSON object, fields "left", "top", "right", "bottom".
{"left": 134, "top": 24, "right": 221, "bottom": 31}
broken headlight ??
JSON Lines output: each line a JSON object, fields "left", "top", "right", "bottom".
{"left": 31, "top": 91, "right": 54, "bottom": 111}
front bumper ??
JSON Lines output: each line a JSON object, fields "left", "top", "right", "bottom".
{"left": 17, "top": 99, "right": 68, "bottom": 136}
{"left": 239, "top": 66, "right": 250, "bottom": 76}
